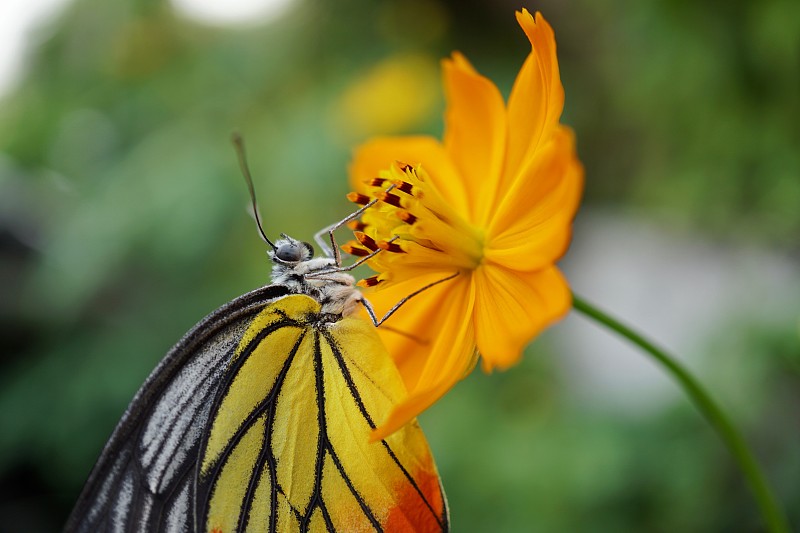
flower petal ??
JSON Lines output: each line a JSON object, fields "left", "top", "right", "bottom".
{"left": 442, "top": 52, "right": 507, "bottom": 225}
{"left": 349, "top": 136, "right": 470, "bottom": 214}
{"left": 473, "top": 264, "right": 571, "bottom": 371}
{"left": 485, "top": 126, "right": 583, "bottom": 271}
{"left": 502, "top": 10, "right": 565, "bottom": 189}
{"left": 367, "top": 273, "right": 476, "bottom": 440}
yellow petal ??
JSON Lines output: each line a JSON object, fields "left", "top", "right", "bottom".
{"left": 370, "top": 274, "right": 476, "bottom": 440}
{"left": 485, "top": 126, "right": 583, "bottom": 271}
{"left": 502, "top": 10, "right": 564, "bottom": 189}
{"left": 442, "top": 52, "right": 507, "bottom": 225}
{"left": 473, "top": 264, "right": 571, "bottom": 370}
{"left": 349, "top": 136, "right": 470, "bottom": 215}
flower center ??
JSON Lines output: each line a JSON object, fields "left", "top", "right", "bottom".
{"left": 344, "top": 162, "right": 484, "bottom": 288}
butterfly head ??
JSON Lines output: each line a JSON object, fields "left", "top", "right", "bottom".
{"left": 270, "top": 234, "right": 315, "bottom": 265}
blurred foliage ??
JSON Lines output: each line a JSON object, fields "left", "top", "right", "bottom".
{"left": 0, "top": 0, "right": 798, "bottom": 531}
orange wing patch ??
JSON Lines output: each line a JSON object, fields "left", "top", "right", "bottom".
{"left": 385, "top": 456, "right": 447, "bottom": 533}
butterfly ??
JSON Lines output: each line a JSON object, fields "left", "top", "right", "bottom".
{"left": 64, "top": 136, "right": 450, "bottom": 532}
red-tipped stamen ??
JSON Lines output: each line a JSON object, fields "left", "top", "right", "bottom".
{"left": 355, "top": 231, "right": 379, "bottom": 251}
{"left": 342, "top": 243, "right": 370, "bottom": 257}
{"left": 397, "top": 210, "right": 417, "bottom": 224}
{"left": 393, "top": 180, "right": 414, "bottom": 195}
{"left": 347, "top": 220, "right": 367, "bottom": 232}
{"left": 368, "top": 177, "right": 388, "bottom": 187}
{"left": 346, "top": 192, "right": 371, "bottom": 206}
{"left": 377, "top": 191, "right": 403, "bottom": 208}
{"left": 378, "top": 241, "right": 405, "bottom": 253}
{"left": 358, "top": 276, "right": 382, "bottom": 288}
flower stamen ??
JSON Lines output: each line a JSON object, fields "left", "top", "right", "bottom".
{"left": 355, "top": 231, "right": 380, "bottom": 251}
{"left": 397, "top": 210, "right": 417, "bottom": 224}
{"left": 347, "top": 220, "right": 367, "bottom": 231}
{"left": 346, "top": 192, "right": 372, "bottom": 206}
{"left": 368, "top": 177, "right": 389, "bottom": 187}
{"left": 378, "top": 241, "right": 405, "bottom": 253}
{"left": 377, "top": 191, "right": 404, "bottom": 208}
{"left": 345, "top": 160, "right": 488, "bottom": 281}
{"left": 393, "top": 180, "right": 415, "bottom": 195}
{"left": 358, "top": 275, "right": 383, "bottom": 288}
{"left": 342, "top": 242, "right": 370, "bottom": 256}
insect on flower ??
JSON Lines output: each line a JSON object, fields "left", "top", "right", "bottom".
{"left": 346, "top": 9, "right": 584, "bottom": 440}
{"left": 65, "top": 136, "right": 449, "bottom": 533}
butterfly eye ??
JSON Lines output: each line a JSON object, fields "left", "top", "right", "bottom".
{"left": 275, "top": 242, "right": 304, "bottom": 262}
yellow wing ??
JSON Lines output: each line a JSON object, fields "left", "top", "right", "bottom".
{"left": 198, "top": 294, "right": 449, "bottom": 532}
{"left": 65, "top": 286, "right": 447, "bottom": 532}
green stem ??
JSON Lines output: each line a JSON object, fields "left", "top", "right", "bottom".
{"left": 571, "top": 293, "right": 790, "bottom": 533}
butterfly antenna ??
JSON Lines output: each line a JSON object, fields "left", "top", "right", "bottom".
{"left": 232, "top": 132, "right": 276, "bottom": 250}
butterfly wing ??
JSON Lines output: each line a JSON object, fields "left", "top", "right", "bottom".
{"left": 65, "top": 285, "right": 290, "bottom": 533}
{"left": 66, "top": 289, "right": 448, "bottom": 533}
{"left": 196, "top": 294, "right": 449, "bottom": 532}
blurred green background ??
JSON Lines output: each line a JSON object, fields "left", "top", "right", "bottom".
{"left": 1, "top": 0, "right": 799, "bottom": 531}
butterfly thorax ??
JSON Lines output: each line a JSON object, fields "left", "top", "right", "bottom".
{"left": 269, "top": 235, "right": 362, "bottom": 320}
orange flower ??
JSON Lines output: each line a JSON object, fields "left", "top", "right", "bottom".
{"left": 346, "top": 9, "right": 583, "bottom": 440}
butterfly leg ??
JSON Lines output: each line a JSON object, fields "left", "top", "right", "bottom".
{"left": 313, "top": 184, "right": 397, "bottom": 265}
{"left": 359, "top": 272, "right": 459, "bottom": 327}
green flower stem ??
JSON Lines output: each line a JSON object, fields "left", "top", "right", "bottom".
{"left": 571, "top": 293, "right": 790, "bottom": 533}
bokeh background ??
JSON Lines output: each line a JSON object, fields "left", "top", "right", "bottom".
{"left": 1, "top": 0, "right": 799, "bottom": 531}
